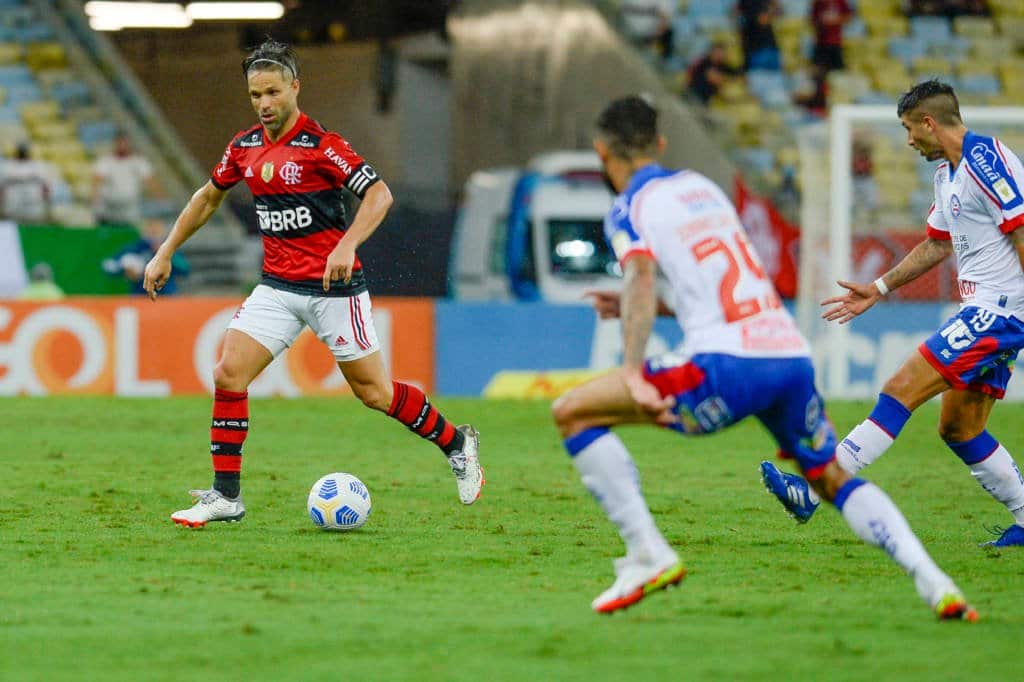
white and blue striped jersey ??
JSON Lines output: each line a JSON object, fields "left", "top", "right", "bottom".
{"left": 927, "top": 131, "right": 1024, "bottom": 317}
{"left": 604, "top": 164, "right": 809, "bottom": 358}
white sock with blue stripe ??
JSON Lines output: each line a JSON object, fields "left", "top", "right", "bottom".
{"left": 948, "top": 432, "right": 1024, "bottom": 526}
{"left": 564, "top": 427, "right": 675, "bottom": 562}
{"left": 836, "top": 393, "right": 912, "bottom": 474}
{"left": 834, "top": 478, "right": 956, "bottom": 607}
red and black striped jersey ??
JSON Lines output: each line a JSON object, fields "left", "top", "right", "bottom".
{"left": 211, "top": 112, "right": 381, "bottom": 296}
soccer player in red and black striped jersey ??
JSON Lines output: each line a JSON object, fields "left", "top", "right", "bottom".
{"left": 143, "top": 39, "right": 483, "bottom": 527}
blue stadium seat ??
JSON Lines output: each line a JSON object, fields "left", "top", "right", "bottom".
{"left": 0, "top": 0, "right": 27, "bottom": 7}
{"left": 780, "top": 0, "right": 811, "bottom": 16}
{"left": 687, "top": 0, "right": 734, "bottom": 18}
{"left": 888, "top": 37, "right": 927, "bottom": 64}
{"left": 843, "top": 17, "right": 867, "bottom": 39}
{"left": 78, "top": 120, "right": 118, "bottom": 147}
{"left": 14, "top": 24, "right": 54, "bottom": 43}
{"left": 747, "top": 69, "right": 789, "bottom": 106}
{"left": 0, "top": 105, "right": 19, "bottom": 123}
{"left": 855, "top": 91, "right": 893, "bottom": 105}
{"left": 910, "top": 16, "right": 951, "bottom": 46}
{"left": 51, "top": 81, "right": 91, "bottom": 107}
{"left": 959, "top": 73, "right": 1001, "bottom": 95}
{"left": 738, "top": 147, "right": 777, "bottom": 173}
{"left": 0, "top": 64, "right": 34, "bottom": 86}
{"left": 4, "top": 82, "right": 40, "bottom": 105}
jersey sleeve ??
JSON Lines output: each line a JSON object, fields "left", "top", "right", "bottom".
{"left": 925, "top": 201, "right": 950, "bottom": 240}
{"left": 211, "top": 140, "right": 242, "bottom": 190}
{"left": 605, "top": 195, "right": 655, "bottom": 266}
{"left": 320, "top": 133, "right": 381, "bottom": 199}
{"left": 965, "top": 137, "right": 1024, "bottom": 234}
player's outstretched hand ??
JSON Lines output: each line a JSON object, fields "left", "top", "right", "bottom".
{"left": 323, "top": 241, "right": 356, "bottom": 291}
{"left": 820, "top": 279, "right": 880, "bottom": 324}
{"left": 624, "top": 367, "right": 677, "bottom": 426}
{"left": 584, "top": 290, "right": 621, "bottom": 319}
{"left": 142, "top": 254, "right": 172, "bottom": 301}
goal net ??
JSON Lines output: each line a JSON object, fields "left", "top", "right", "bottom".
{"left": 797, "top": 104, "right": 1024, "bottom": 400}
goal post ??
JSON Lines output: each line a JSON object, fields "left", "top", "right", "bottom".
{"left": 798, "top": 104, "right": 1024, "bottom": 400}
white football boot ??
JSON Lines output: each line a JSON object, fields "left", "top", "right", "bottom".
{"left": 591, "top": 550, "right": 686, "bottom": 614}
{"left": 449, "top": 424, "right": 484, "bottom": 505}
{"left": 170, "top": 489, "right": 246, "bottom": 528}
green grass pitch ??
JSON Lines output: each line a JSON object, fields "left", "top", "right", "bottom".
{"left": 2, "top": 396, "right": 1023, "bottom": 681}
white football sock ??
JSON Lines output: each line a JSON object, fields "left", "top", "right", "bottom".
{"left": 839, "top": 481, "right": 957, "bottom": 607}
{"left": 572, "top": 431, "right": 674, "bottom": 561}
{"left": 968, "top": 445, "right": 1024, "bottom": 526}
{"left": 836, "top": 420, "right": 895, "bottom": 474}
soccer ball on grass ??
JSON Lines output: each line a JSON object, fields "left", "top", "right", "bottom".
{"left": 307, "top": 472, "right": 372, "bottom": 530}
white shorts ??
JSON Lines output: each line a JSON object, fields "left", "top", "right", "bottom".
{"left": 227, "top": 284, "right": 380, "bottom": 362}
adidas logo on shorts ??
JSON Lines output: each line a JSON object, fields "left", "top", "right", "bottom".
{"left": 334, "top": 335, "right": 348, "bottom": 347}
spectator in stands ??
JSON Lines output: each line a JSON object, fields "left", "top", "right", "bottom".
{"left": 736, "top": 0, "right": 781, "bottom": 71}
{"left": 0, "top": 143, "right": 58, "bottom": 224}
{"left": 904, "top": 0, "right": 988, "bottom": 16}
{"left": 619, "top": 0, "right": 675, "bottom": 61}
{"left": 92, "top": 133, "right": 159, "bottom": 228}
{"left": 17, "top": 262, "right": 64, "bottom": 301}
{"left": 793, "top": 64, "right": 829, "bottom": 117}
{"left": 687, "top": 42, "right": 742, "bottom": 103}
{"left": 851, "top": 133, "right": 879, "bottom": 222}
{"left": 944, "top": 0, "right": 989, "bottom": 16}
{"left": 103, "top": 219, "right": 189, "bottom": 295}
{"left": 810, "top": 0, "right": 852, "bottom": 73}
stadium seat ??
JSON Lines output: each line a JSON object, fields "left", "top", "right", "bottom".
{"left": 687, "top": 0, "right": 733, "bottom": 18}
{"left": 25, "top": 43, "right": 66, "bottom": 70}
{"left": 888, "top": 37, "right": 927, "bottom": 65}
{"left": 0, "top": 64, "right": 33, "bottom": 86}
{"left": 0, "top": 42, "right": 21, "bottom": 65}
{"left": 996, "top": 17, "right": 1024, "bottom": 47}
{"left": 972, "top": 36, "right": 1016, "bottom": 61}
{"left": 959, "top": 74, "right": 1002, "bottom": 96}
{"left": 77, "top": 120, "right": 118, "bottom": 148}
{"left": 910, "top": 16, "right": 951, "bottom": 46}
{"left": 911, "top": 56, "right": 953, "bottom": 77}
{"left": 4, "top": 82, "right": 40, "bottom": 106}
{"left": 20, "top": 98, "right": 57, "bottom": 121}
{"left": 954, "top": 16, "right": 997, "bottom": 39}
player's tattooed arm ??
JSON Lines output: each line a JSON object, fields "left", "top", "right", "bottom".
{"left": 620, "top": 254, "right": 675, "bottom": 421}
{"left": 880, "top": 236, "right": 953, "bottom": 292}
{"left": 822, "top": 237, "right": 952, "bottom": 324}
{"left": 620, "top": 254, "right": 658, "bottom": 370}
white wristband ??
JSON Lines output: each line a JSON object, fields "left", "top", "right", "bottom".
{"left": 874, "top": 277, "right": 890, "bottom": 297}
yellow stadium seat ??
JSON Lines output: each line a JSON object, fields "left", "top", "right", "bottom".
{"left": 997, "top": 16, "right": 1024, "bottom": 43}
{"left": 0, "top": 42, "right": 22, "bottom": 65}
{"left": 863, "top": 14, "right": 908, "bottom": 37}
{"left": 28, "top": 120, "right": 75, "bottom": 141}
{"left": 873, "top": 66, "right": 912, "bottom": 95}
{"left": 954, "top": 16, "right": 997, "bottom": 38}
{"left": 912, "top": 57, "right": 953, "bottom": 77}
{"left": 25, "top": 43, "right": 67, "bottom": 71}
{"left": 957, "top": 61, "right": 996, "bottom": 78}
{"left": 972, "top": 36, "right": 1016, "bottom": 61}
{"left": 20, "top": 100, "right": 60, "bottom": 122}
{"left": 36, "top": 140, "right": 86, "bottom": 162}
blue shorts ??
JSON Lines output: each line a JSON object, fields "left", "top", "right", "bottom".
{"left": 643, "top": 353, "right": 837, "bottom": 478}
{"left": 919, "top": 307, "right": 1024, "bottom": 399}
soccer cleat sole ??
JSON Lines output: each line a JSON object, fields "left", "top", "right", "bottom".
{"left": 936, "top": 596, "right": 979, "bottom": 623}
{"left": 594, "top": 563, "right": 687, "bottom": 614}
{"left": 761, "top": 480, "right": 811, "bottom": 525}
{"left": 170, "top": 512, "right": 245, "bottom": 528}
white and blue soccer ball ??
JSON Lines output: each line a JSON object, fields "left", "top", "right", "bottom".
{"left": 307, "top": 473, "right": 372, "bottom": 531}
